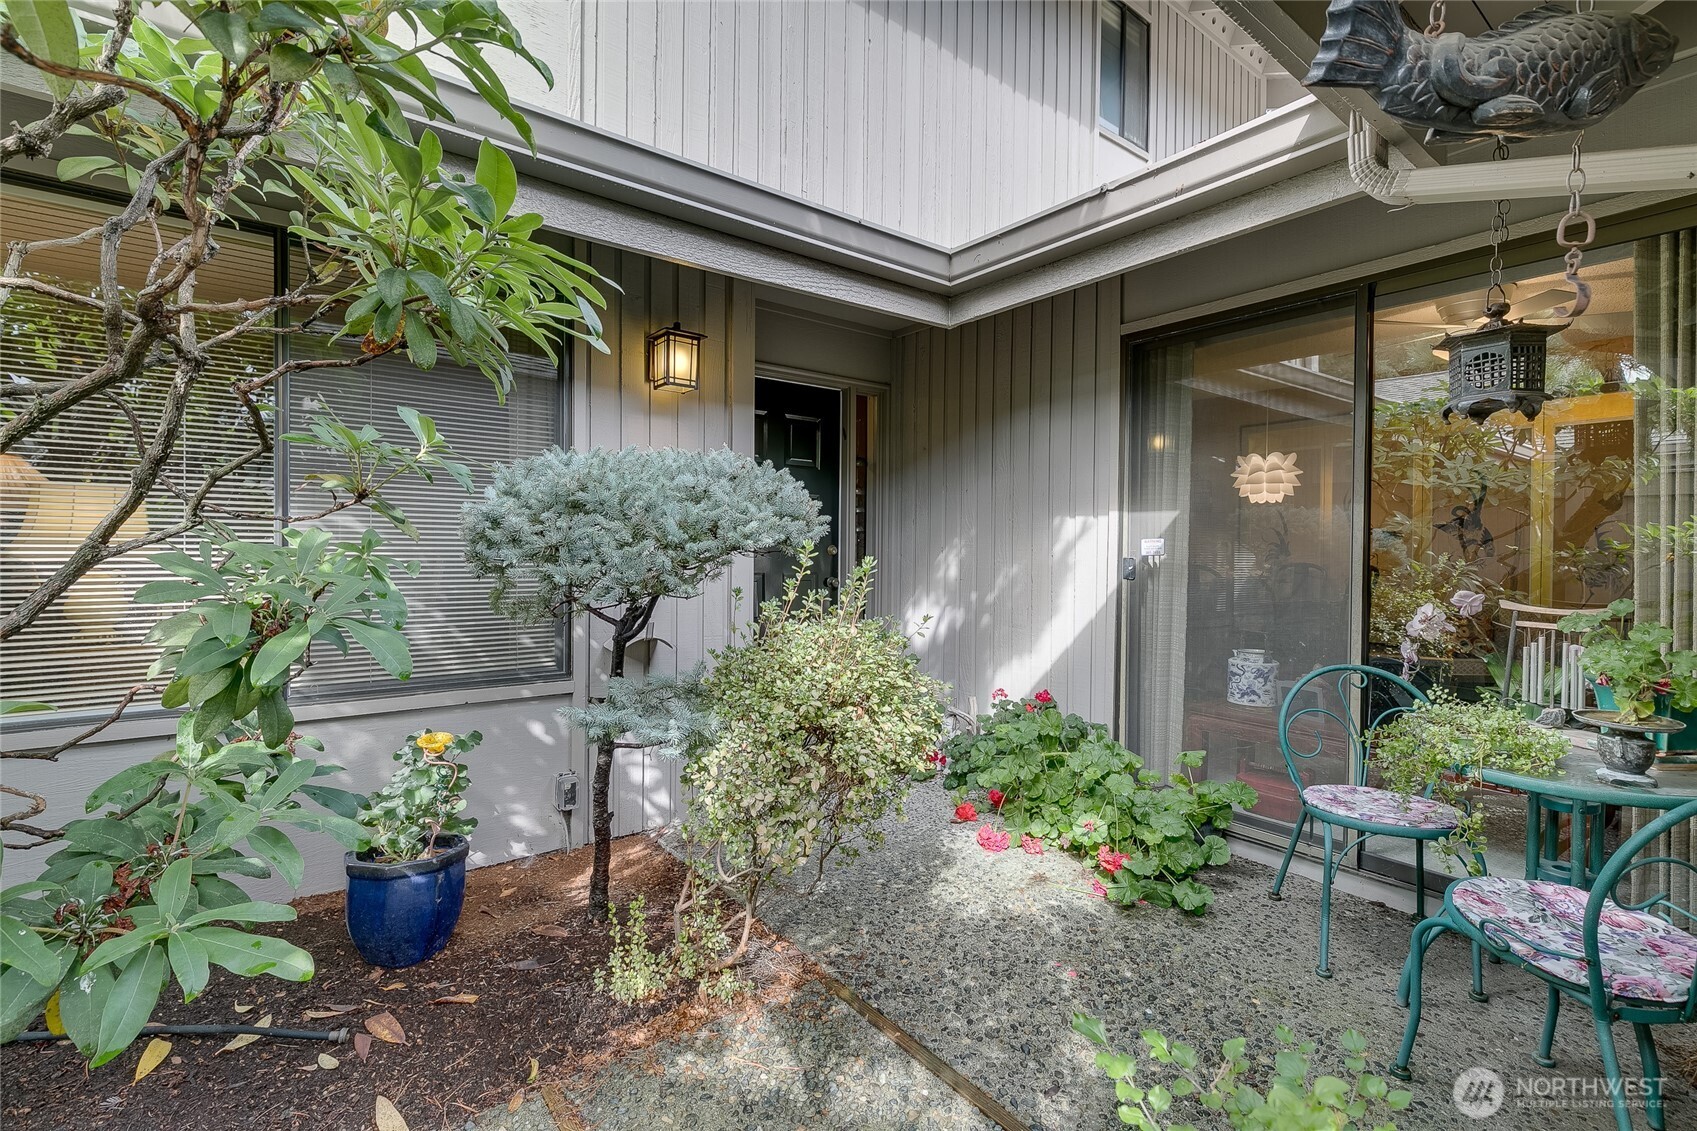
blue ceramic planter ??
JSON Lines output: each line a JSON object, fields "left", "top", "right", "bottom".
{"left": 345, "top": 834, "right": 469, "bottom": 968}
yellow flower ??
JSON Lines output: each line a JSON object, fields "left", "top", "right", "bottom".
{"left": 418, "top": 731, "right": 455, "bottom": 755}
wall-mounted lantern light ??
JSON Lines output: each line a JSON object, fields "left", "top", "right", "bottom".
{"left": 646, "top": 322, "right": 706, "bottom": 392}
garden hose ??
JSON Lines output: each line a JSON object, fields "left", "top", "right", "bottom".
{"left": 13, "top": 1023, "right": 351, "bottom": 1043}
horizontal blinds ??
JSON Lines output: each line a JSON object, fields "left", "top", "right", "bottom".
{"left": 1, "top": 299, "right": 277, "bottom": 714}
{"left": 287, "top": 337, "right": 565, "bottom": 695}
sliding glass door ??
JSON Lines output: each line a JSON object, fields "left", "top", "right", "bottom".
{"left": 1124, "top": 300, "right": 1361, "bottom": 839}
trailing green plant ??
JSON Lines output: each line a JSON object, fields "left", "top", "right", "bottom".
{"left": 462, "top": 445, "right": 824, "bottom": 921}
{"left": 1072, "top": 1013, "right": 1410, "bottom": 1130}
{"left": 356, "top": 729, "right": 481, "bottom": 864}
{"left": 1372, "top": 689, "right": 1568, "bottom": 868}
{"left": 592, "top": 894, "right": 668, "bottom": 1006}
{"left": 942, "top": 693, "right": 1253, "bottom": 914}
{"left": 1558, "top": 599, "right": 1697, "bottom": 721}
{"left": 677, "top": 552, "right": 946, "bottom": 967}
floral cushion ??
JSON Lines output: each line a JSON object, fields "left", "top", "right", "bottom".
{"left": 1452, "top": 877, "right": 1697, "bottom": 1003}
{"left": 1302, "top": 784, "right": 1461, "bottom": 830}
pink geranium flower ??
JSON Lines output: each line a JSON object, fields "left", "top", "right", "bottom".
{"left": 1089, "top": 878, "right": 1108, "bottom": 899}
{"left": 992, "top": 688, "right": 1008, "bottom": 701}
{"left": 1020, "top": 834, "right": 1043, "bottom": 855}
{"left": 954, "top": 802, "right": 977, "bottom": 821}
{"left": 976, "top": 825, "right": 1010, "bottom": 853}
{"left": 1025, "top": 702, "right": 1037, "bottom": 712}
{"left": 1097, "top": 845, "right": 1128, "bottom": 874}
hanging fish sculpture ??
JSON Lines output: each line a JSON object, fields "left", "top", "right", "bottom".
{"left": 1304, "top": 0, "right": 1678, "bottom": 143}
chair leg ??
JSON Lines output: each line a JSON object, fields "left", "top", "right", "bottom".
{"left": 1269, "top": 810, "right": 1309, "bottom": 901}
{"left": 1414, "top": 839, "right": 1427, "bottom": 920}
{"left": 1534, "top": 984, "right": 1559, "bottom": 1067}
{"left": 1469, "top": 939, "right": 1488, "bottom": 1003}
{"left": 1397, "top": 918, "right": 1446, "bottom": 1008}
{"left": 1633, "top": 1023, "right": 1664, "bottom": 1131}
{"left": 1591, "top": 1013, "right": 1633, "bottom": 1131}
{"left": 1317, "top": 821, "right": 1335, "bottom": 979}
{"left": 1390, "top": 915, "right": 1448, "bottom": 1080}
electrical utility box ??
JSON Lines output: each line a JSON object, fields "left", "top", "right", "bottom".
{"left": 554, "top": 772, "right": 579, "bottom": 812}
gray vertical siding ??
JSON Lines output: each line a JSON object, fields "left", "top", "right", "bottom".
{"left": 567, "top": 245, "right": 760, "bottom": 839}
{"left": 874, "top": 279, "right": 1124, "bottom": 725}
{"left": 1144, "top": 1, "right": 1265, "bottom": 161}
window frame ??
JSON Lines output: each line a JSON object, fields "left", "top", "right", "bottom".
{"left": 1099, "top": 1, "right": 1152, "bottom": 152}
{"left": 0, "top": 177, "right": 574, "bottom": 731}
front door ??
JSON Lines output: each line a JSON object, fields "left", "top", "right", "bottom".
{"left": 755, "top": 378, "right": 841, "bottom": 604}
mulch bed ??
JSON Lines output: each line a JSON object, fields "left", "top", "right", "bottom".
{"left": 2, "top": 834, "right": 795, "bottom": 1131}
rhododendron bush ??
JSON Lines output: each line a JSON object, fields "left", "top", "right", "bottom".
{"left": 943, "top": 692, "right": 1254, "bottom": 913}
{"left": 677, "top": 553, "right": 947, "bottom": 967}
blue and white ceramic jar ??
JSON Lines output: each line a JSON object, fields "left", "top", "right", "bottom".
{"left": 1227, "top": 648, "right": 1279, "bottom": 708}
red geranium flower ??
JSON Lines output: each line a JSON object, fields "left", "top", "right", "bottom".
{"left": 925, "top": 750, "right": 947, "bottom": 769}
{"left": 1097, "top": 845, "right": 1128, "bottom": 874}
{"left": 976, "top": 825, "right": 1010, "bottom": 853}
{"left": 1025, "top": 702, "right": 1037, "bottom": 712}
{"left": 954, "top": 802, "right": 977, "bottom": 822}
{"left": 1020, "top": 834, "right": 1043, "bottom": 855}
{"left": 991, "top": 688, "right": 1008, "bottom": 701}
{"left": 987, "top": 789, "right": 1005, "bottom": 808}
{"left": 1034, "top": 689, "right": 1054, "bottom": 704}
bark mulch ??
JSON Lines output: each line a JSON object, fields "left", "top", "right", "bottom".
{"left": 2, "top": 834, "right": 796, "bottom": 1131}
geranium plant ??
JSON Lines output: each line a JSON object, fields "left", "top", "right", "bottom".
{"left": 943, "top": 692, "right": 1253, "bottom": 914}
{"left": 356, "top": 729, "right": 481, "bottom": 863}
{"left": 1558, "top": 599, "right": 1697, "bottom": 722}
{"left": 1372, "top": 690, "right": 1567, "bottom": 867}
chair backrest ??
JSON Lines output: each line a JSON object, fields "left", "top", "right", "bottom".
{"left": 1276, "top": 664, "right": 1429, "bottom": 793}
{"left": 1586, "top": 797, "right": 1697, "bottom": 1019}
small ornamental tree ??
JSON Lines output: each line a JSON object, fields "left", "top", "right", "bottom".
{"left": 460, "top": 446, "right": 824, "bottom": 920}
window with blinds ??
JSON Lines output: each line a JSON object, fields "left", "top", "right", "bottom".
{"left": 1, "top": 183, "right": 569, "bottom": 722}
{"left": 0, "top": 185, "right": 277, "bottom": 715}
{"left": 285, "top": 337, "right": 566, "bottom": 697}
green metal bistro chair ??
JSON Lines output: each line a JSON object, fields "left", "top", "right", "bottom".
{"left": 1268, "top": 664, "right": 1485, "bottom": 979}
{"left": 1393, "top": 798, "right": 1697, "bottom": 1131}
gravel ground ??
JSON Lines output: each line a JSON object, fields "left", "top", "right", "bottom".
{"left": 557, "top": 979, "right": 992, "bottom": 1130}
{"left": 760, "top": 779, "right": 1696, "bottom": 1131}
{"left": 503, "top": 779, "right": 1694, "bottom": 1129}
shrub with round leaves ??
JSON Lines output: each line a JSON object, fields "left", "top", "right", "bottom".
{"left": 678, "top": 554, "right": 946, "bottom": 967}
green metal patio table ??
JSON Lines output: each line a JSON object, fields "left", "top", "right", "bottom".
{"left": 1479, "top": 738, "right": 1697, "bottom": 890}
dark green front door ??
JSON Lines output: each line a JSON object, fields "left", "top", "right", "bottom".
{"left": 755, "top": 378, "right": 840, "bottom": 605}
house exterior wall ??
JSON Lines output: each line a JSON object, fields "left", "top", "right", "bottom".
{"left": 873, "top": 279, "right": 1124, "bottom": 724}
{"left": 506, "top": 0, "right": 1270, "bottom": 247}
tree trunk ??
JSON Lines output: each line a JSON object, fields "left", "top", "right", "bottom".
{"left": 586, "top": 631, "right": 627, "bottom": 923}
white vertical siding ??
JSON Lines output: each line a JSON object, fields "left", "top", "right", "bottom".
{"left": 562, "top": 0, "right": 1102, "bottom": 246}
{"left": 492, "top": 2, "right": 1272, "bottom": 243}
{"left": 567, "top": 245, "right": 759, "bottom": 839}
{"left": 1144, "top": 1, "right": 1265, "bottom": 161}
{"left": 874, "top": 279, "right": 1124, "bottom": 725}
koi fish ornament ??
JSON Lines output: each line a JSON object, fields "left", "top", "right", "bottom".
{"left": 1304, "top": 0, "right": 1678, "bottom": 143}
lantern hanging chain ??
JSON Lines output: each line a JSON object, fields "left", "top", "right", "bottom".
{"left": 1484, "top": 136, "right": 1510, "bottom": 315}
{"left": 1552, "top": 131, "right": 1594, "bottom": 319}
{"left": 1426, "top": 1, "right": 1445, "bottom": 36}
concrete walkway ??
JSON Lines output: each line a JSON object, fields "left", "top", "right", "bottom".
{"left": 491, "top": 780, "right": 1695, "bottom": 1129}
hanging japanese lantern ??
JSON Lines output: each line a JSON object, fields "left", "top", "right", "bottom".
{"left": 1231, "top": 451, "right": 1302, "bottom": 504}
{"left": 1435, "top": 300, "right": 1558, "bottom": 423}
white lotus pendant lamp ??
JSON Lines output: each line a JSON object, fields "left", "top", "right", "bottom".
{"left": 1232, "top": 450, "right": 1302, "bottom": 504}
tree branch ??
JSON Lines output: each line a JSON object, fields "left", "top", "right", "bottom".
{"left": 1, "top": 684, "right": 163, "bottom": 761}
{"left": 0, "top": 22, "right": 200, "bottom": 135}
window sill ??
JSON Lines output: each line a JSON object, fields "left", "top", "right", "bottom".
{"left": 1098, "top": 125, "right": 1151, "bottom": 160}
{"left": 3, "top": 679, "right": 576, "bottom": 750}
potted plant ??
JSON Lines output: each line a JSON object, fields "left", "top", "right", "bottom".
{"left": 1559, "top": 599, "right": 1697, "bottom": 744}
{"left": 346, "top": 729, "right": 482, "bottom": 967}
{"left": 1373, "top": 691, "right": 1569, "bottom": 867}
